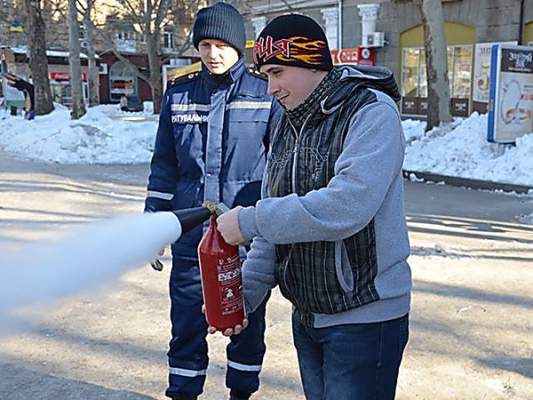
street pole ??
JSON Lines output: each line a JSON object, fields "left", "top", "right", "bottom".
{"left": 518, "top": 0, "right": 525, "bottom": 44}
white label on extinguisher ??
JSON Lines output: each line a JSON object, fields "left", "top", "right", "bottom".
{"left": 217, "top": 255, "right": 243, "bottom": 316}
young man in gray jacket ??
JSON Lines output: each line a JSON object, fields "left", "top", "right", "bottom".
{"left": 216, "top": 14, "right": 411, "bottom": 400}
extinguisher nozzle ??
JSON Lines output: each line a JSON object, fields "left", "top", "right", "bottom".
{"left": 172, "top": 207, "right": 212, "bottom": 234}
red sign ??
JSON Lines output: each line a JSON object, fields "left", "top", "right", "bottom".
{"left": 49, "top": 71, "right": 88, "bottom": 81}
{"left": 330, "top": 47, "right": 375, "bottom": 66}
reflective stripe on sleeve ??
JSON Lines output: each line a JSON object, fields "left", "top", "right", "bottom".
{"left": 171, "top": 103, "right": 210, "bottom": 112}
{"left": 227, "top": 360, "right": 262, "bottom": 372}
{"left": 226, "top": 101, "right": 272, "bottom": 110}
{"left": 168, "top": 366, "right": 207, "bottom": 377}
{"left": 147, "top": 190, "right": 174, "bottom": 201}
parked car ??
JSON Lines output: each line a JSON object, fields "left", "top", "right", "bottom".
{"left": 120, "top": 95, "right": 143, "bottom": 112}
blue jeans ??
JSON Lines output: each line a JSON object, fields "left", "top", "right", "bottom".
{"left": 292, "top": 313, "right": 409, "bottom": 400}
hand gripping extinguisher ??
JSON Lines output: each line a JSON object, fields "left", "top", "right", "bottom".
{"left": 198, "top": 206, "right": 245, "bottom": 332}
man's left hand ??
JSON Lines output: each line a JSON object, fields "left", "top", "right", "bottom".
{"left": 217, "top": 206, "right": 245, "bottom": 245}
{"left": 203, "top": 305, "right": 249, "bottom": 336}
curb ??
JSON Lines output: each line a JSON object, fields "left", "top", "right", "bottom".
{"left": 402, "top": 170, "right": 532, "bottom": 194}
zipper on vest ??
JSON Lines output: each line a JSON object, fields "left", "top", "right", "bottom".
{"left": 281, "top": 115, "right": 311, "bottom": 298}
{"left": 288, "top": 115, "right": 311, "bottom": 193}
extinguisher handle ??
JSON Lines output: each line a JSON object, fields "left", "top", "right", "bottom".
{"left": 214, "top": 202, "right": 230, "bottom": 215}
{"left": 203, "top": 201, "right": 230, "bottom": 216}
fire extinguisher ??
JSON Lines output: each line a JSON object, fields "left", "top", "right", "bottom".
{"left": 198, "top": 214, "right": 245, "bottom": 332}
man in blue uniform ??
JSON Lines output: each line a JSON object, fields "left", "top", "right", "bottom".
{"left": 144, "top": 3, "right": 280, "bottom": 400}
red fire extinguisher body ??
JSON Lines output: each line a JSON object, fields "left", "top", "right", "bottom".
{"left": 198, "top": 216, "right": 245, "bottom": 331}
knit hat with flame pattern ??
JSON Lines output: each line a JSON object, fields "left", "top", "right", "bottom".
{"left": 253, "top": 14, "right": 333, "bottom": 72}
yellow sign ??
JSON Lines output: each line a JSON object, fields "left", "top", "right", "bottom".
{"left": 246, "top": 40, "right": 255, "bottom": 49}
{"left": 10, "top": 20, "right": 23, "bottom": 32}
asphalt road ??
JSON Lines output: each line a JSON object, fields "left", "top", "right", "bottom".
{"left": 0, "top": 152, "right": 532, "bottom": 400}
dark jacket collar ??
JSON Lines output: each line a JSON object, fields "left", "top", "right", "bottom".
{"left": 200, "top": 58, "right": 245, "bottom": 90}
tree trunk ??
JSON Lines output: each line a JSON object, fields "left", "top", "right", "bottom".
{"left": 84, "top": 0, "right": 99, "bottom": 107}
{"left": 419, "top": 0, "right": 452, "bottom": 131}
{"left": 23, "top": 0, "right": 54, "bottom": 115}
{"left": 68, "top": 0, "right": 85, "bottom": 119}
{"left": 147, "top": 33, "right": 163, "bottom": 114}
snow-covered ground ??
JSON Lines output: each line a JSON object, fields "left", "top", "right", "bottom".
{"left": 0, "top": 105, "right": 532, "bottom": 187}
{"left": 0, "top": 104, "right": 157, "bottom": 164}
{"left": 402, "top": 113, "right": 533, "bottom": 187}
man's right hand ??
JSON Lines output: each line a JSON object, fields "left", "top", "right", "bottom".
{"left": 150, "top": 247, "right": 166, "bottom": 271}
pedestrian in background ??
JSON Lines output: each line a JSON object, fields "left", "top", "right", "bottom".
{"left": 6, "top": 73, "right": 34, "bottom": 120}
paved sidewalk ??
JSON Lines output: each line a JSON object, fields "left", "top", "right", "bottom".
{"left": 0, "top": 153, "right": 532, "bottom": 399}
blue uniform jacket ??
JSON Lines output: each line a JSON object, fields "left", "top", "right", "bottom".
{"left": 145, "top": 59, "right": 281, "bottom": 261}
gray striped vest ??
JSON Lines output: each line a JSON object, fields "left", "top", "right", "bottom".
{"left": 268, "top": 83, "right": 380, "bottom": 326}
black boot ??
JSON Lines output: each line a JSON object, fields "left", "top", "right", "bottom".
{"left": 172, "top": 395, "right": 198, "bottom": 400}
{"left": 229, "top": 389, "right": 251, "bottom": 400}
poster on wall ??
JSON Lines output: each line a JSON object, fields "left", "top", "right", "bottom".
{"left": 487, "top": 44, "right": 533, "bottom": 143}
{"left": 473, "top": 41, "right": 516, "bottom": 112}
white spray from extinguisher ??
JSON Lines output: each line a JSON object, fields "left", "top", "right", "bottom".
{"left": 0, "top": 212, "right": 182, "bottom": 336}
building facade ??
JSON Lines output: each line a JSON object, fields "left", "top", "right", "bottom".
{"left": 1, "top": 0, "right": 198, "bottom": 105}
{"left": 239, "top": 0, "right": 533, "bottom": 117}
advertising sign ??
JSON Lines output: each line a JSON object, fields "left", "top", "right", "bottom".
{"left": 10, "top": 20, "right": 23, "bottom": 33}
{"left": 330, "top": 47, "right": 375, "bottom": 66}
{"left": 49, "top": 71, "right": 88, "bottom": 81}
{"left": 473, "top": 41, "right": 517, "bottom": 109}
{"left": 487, "top": 44, "right": 533, "bottom": 143}
{"left": 109, "top": 77, "right": 135, "bottom": 96}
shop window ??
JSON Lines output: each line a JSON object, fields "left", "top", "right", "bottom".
{"left": 402, "top": 45, "right": 472, "bottom": 98}
{"left": 401, "top": 48, "right": 426, "bottom": 97}
{"left": 50, "top": 82, "right": 89, "bottom": 107}
{"left": 448, "top": 45, "right": 473, "bottom": 98}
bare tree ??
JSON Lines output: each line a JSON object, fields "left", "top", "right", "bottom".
{"left": 79, "top": 0, "right": 99, "bottom": 106}
{"left": 23, "top": 0, "right": 54, "bottom": 115}
{"left": 142, "top": 0, "right": 170, "bottom": 114}
{"left": 417, "top": 0, "right": 452, "bottom": 130}
{"left": 68, "top": 0, "right": 86, "bottom": 118}
{"left": 85, "top": 0, "right": 198, "bottom": 113}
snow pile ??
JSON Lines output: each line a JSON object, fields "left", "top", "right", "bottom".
{"left": 403, "top": 113, "right": 533, "bottom": 186}
{"left": 0, "top": 105, "right": 532, "bottom": 187}
{"left": 0, "top": 104, "right": 157, "bottom": 164}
